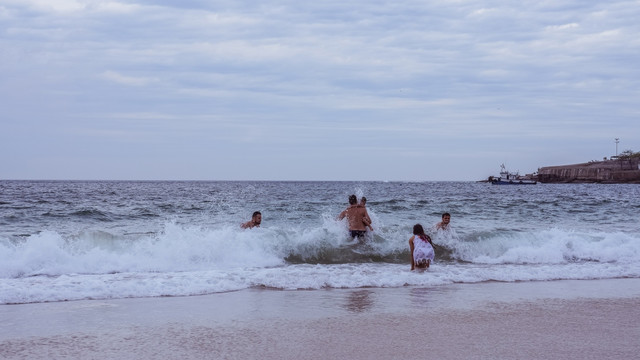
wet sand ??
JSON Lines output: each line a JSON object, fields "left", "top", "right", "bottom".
{"left": 1, "top": 279, "right": 639, "bottom": 360}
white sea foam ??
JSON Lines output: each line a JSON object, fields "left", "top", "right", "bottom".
{"left": 1, "top": 222, "right": 639, "bottom": 304}
{"left": 460, "top": 228, "right": 640, "bottom": 265}
{"left": 2, "top": 180, "right": 640, "bottom": 304}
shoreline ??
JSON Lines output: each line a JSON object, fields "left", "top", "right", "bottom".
{"left": 2, "top": 278, "right": 639, "bottom": 359}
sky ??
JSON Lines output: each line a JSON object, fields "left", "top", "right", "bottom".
{"left": 1, "top": 0, "right": 639, "bottom": 181}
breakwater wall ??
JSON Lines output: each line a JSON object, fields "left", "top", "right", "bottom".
{"left": 537, "top": 158, "right": 640, "bottom": 183}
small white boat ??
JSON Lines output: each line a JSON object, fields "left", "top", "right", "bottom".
{"left": 490, "top": 164, "right": 537, "bottom": 185}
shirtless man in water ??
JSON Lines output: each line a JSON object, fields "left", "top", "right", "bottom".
{"left": 241, "top": 211, "right": 262, "bottom": 229}
{"left": 337, "top": 195, "right": 372, "bottom": 240}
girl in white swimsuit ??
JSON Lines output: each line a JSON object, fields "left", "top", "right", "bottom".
{"left": 409, "top": 224, "right": 435, "bottom": 270}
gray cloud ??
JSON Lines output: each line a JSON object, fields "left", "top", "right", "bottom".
{"left": 1, "top": 0, "right": 638, "bottom": 180}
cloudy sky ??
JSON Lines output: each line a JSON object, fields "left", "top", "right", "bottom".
{"left": 2, "top": 0, "right": 638, "bottom": 181}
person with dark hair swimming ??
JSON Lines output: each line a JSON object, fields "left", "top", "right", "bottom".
{"left": 359, "top": 196, "right": 374, "bottom": 232}
{"left": 241, "top": 211, "right": 262, "bottom": 229}
{"left": 409, "top": 224, "right": 435, "bottom": 270}
{"left": 337, "top": 195, "right": 372, "bottom": 240}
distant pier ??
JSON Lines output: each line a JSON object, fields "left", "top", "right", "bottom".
{"left": 537, "top": 158, "right": 640, "bottom": 183}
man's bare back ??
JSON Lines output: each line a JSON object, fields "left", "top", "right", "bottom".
{"left": 338, "top": 204, "right": 369, "bottom": 232}
{"left": 337, "top": 195, "right": 373, "bottom": 240}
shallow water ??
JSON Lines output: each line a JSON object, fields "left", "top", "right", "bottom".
{"left": 1, "top": 279, "right": 639, "bottom": 360}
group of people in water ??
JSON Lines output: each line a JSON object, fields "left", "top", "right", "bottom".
{"left": 241, "top": 196, "right": 453, "bottom": 271}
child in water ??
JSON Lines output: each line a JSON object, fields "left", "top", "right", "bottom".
{"left": 409, "top": 224, "right": 435, "bottom": 270}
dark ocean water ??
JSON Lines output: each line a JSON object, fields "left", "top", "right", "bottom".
{"left": 1, "top": 180, "right": 639, "bottom": 304}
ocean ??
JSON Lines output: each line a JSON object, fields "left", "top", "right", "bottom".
{"left": 1, "top": 180, "right": 639, "bottom": 305}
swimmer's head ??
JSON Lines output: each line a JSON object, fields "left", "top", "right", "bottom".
{"left": 252, "top": 211, "right": 262, "bottom": 225}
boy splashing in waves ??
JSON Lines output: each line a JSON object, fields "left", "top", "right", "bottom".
{"left": 431, "top": 212, "right": 458, "bottom": 243}
{"left": 434, "top": 212, "right": 451, "bottom": 231}
{"left": 241, "top": 211, "right": 262, "bottom": 229}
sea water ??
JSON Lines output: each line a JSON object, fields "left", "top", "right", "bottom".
{"left": 1, "top": 180, "right": 639, "bottom": 304}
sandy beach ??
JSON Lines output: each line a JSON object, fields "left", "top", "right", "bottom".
{"left": 1, "top": 278, "right": 639, "bottom": 360}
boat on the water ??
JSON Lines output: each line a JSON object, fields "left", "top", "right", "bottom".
{"left": 489, "top": 164, "right": 537, "bottom": 185}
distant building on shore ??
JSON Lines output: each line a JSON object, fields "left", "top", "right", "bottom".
{"left": 537, "top": 156, "right": 640, "bottom": 183}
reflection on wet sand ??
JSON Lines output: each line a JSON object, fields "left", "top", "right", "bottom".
{"left": 344, "top": 290, "right": 374, "bottom": 313}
